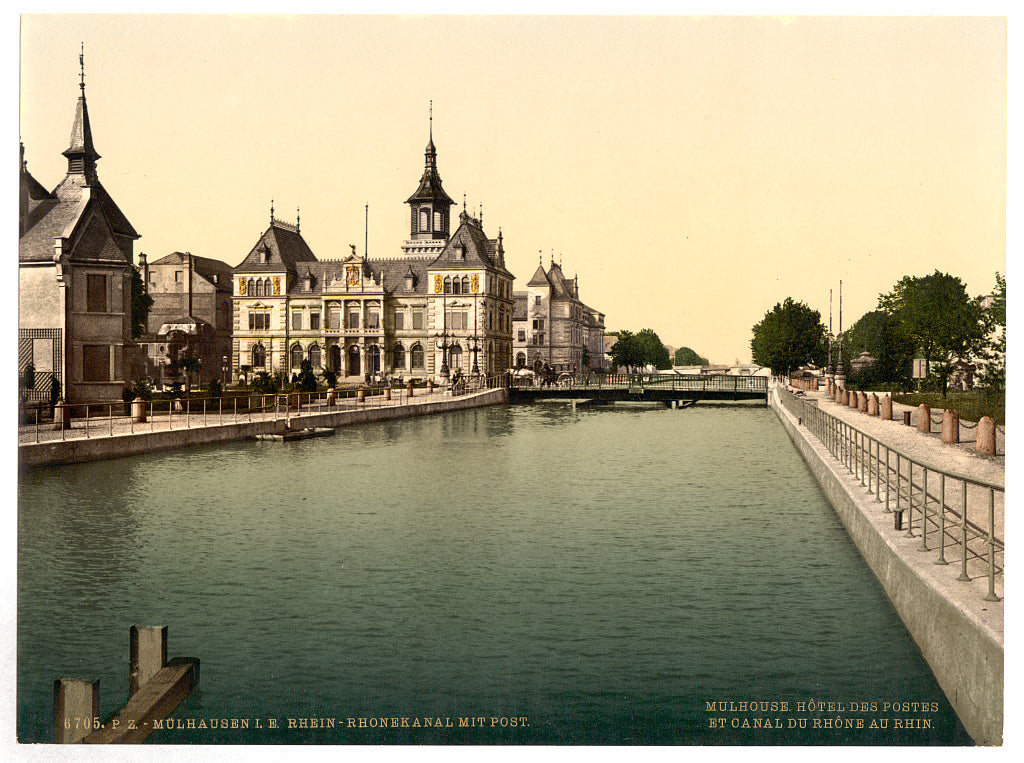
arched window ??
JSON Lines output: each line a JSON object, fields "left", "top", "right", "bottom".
{"left": 461, "top": 276, "right": 470, "bottom": 294}
{"left": 443, "top": 276, "right": 452, "bottom": 295}
{"left": 367, "top": 345, "right": 381, "bottom": 375}
{"left": 309, "top": 344, "right": 321, "bottom": 368}
{"left": 449, "top": 344, "right": 463, "bottom": 370}
{"left": 411, "top": 343, "right": 424, "bottom": 369}
{"left": 247, "top": 278, "right": 255, "bottom": 297}
{"left": 290, "top": 344, "right": 303, "bottom": 369}
{"left": 348, "top": 345, "right": 361, "bottom": 376}
{"left": 452, "top": 277, "right": 461, "bottom": 295}
{"left": 392, "top": 343, "right": 406, "bottom": 370}
{"left": 516, "top": 352, "right": 527, "bottom": 368}
{"left": 252, "top": 343, "right": 266, "bottom": 369}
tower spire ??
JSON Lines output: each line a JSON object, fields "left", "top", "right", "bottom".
{"left": 63, "top": 43, "right": 101, "bottom": 181}
{"left": 404, "top": 100, "right": 454, "bottom": 247}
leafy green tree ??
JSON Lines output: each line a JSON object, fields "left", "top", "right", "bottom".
{"left": 750, "top": 298, "right": 827, "bottom": 376}
{"left": 253, "top": 371, "right": 279, "bottom": 394}
{"left": 130, "top": 267, "right": 154, "bottom": 339}
{"left": 297, "top": 359, "right": 318, "bottom": 392}
{"left": 673, "top": 346, "right": 708, "bottom": 366}
{"left": 975, "top": 272, "right": 1006, "bottom": 391}
{"left": 840, "top": 310, "right": 915, "bottom": 388}
{"left": 610, "top": 328, "right": 671, "bottom": 371}
{"left": 878, "top": 270, "right": 988, "bottom": 396}
{"left": 321, "top": 367, "right": 338, "bottom": 389}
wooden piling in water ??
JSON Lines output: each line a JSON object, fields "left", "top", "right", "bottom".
{"left": 53, "top": 678, "right": 99, "bottom": 744}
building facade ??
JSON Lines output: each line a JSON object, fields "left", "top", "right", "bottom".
{"left": 230, "top": 130, "right": 515, "bottom": 384}
{"left": 512, "top": 260, "right": 606, "bottom": 374}
{"left": 137, "top": 251, "right": 234, "bottom": 388}
{"left": 19, "top": 61, "right": 140, "bottom": 405}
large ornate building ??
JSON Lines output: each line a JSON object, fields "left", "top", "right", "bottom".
{"left": 512, "top": 259, "right": 606, "bottom": 374}
{"left": 230, "top": 126, "right": 515, "bottom": 384}
{"left": 19, "top": 57, "right": 140, "bottom": 405}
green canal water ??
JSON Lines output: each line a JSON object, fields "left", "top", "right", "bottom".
{"left": 17, "top": 403, "right": 971, "bottom": 745}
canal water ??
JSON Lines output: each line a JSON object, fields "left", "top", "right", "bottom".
{"left": 17, "top": 403, "right": 971, "bottom": 745}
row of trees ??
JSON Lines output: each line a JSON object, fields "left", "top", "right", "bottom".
{"left": 750, "top": 271, "right": 1005, "bottom": 395}
{"left": 608, "top": 329, "right": 672, "bottom": 372}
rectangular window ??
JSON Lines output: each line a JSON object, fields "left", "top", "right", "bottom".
{"left": 533, "top": 319, "right": 545, "bottom": 331}
{"left": 518, "top": 330, "right": 526, "bottom": 342}
{"left": 310, "top": 312, "right": 321, "bottom": 331}
{"left": 367, "top": 311, "right": 380, "bottom": 329}
{"left": 412, "top": 310, "right": 423, "bottom": 330}
{"left": 393, "top": 311, "right": 404, "bottom": 330}
{"left": 249, "top": 312, "right": 270, "bottom": 330}
{"left": 328, "top": 308, "right": 341, "bottom": 330}
{"left": 86, "top": 274, "right": 107, "bottom": 313}
{"left": 82, "top": 345, "right": 110, "bottom": 382}
{"left": 348, "top": 310, "right": 360, "bottom": 329}
{"left": 174, "top": 270, "right": 182, "bottom": 283}
{"left": 292, "top": 311, "right": 302, "bottom": 330}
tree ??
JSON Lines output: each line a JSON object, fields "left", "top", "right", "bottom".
{"left": 878, "top": 270, "right": 988, "bottom": 396}
{"left": 673, "top": 346, "right": 708, "bottom": 366}
{"left": 297, "top": 359, "right": 318, "bottom": 393}
{"left": 609, "top": 328, "right": 671, "bottom": 372}
{"left": 975, "top": 272, "right": 1006, "bottom": 391}
{"left": 130, "top": 267, "right": 154, "bottom": 339}
{"left": 841, "top": 310, "right": 915, "bottom": 388}
{"left": 750, "top": 298, "right": 827, "bottom": 376}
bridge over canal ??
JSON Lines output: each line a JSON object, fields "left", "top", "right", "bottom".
{"left": 508, "top": 373, "right": 769, "bottom": 405}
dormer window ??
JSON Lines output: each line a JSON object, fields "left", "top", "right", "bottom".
{"left": 455, "top": 244, "right": 465, "bottom": 260}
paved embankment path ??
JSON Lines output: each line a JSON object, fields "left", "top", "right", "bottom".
{"left": 19, "top": 387, "right": 507, "bottom": 467}
{"left": 773, "top": 384, "right": 1003, "bottom": 746}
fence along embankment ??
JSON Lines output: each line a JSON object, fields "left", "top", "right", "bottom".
{"left": 770, "top": 384, "right": 1002, "bottom": 747}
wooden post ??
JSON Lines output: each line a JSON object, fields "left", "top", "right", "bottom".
{"left": 53, "top": 678, "right": 99, "bottom": 743}
{"left": 941, "top": 409, "right": 960, "bottom": 444}
{"left": 130, "top": 625, "right": 168, "bottom": 696}
{"left": 976, "top": 416, "right": 996, "bottom": 455}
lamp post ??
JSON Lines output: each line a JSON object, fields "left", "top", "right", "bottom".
{"left": 434, "top": 294, "right": 450, "bottom": 380}
{"left": 835, "top": 280, "right": 845, "bottom": 388}
{"left": 470, "top": 293, "right": 481, "bottom": 377}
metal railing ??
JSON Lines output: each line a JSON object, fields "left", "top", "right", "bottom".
{"left": 509, "top": 372, "right": 769, "bottom": 392}
{"left": 19, "top": 374, "right": 507, "bottom": 446}
{"left": 776, "top": 385, "right": 1003, "bottom": 602}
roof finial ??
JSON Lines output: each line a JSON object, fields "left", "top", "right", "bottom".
{"left": 429, "top": 99, "right": 433, "bottom": 142}
{"left": 463, "top": 194, "right": 467, "bottom": 213}
{"left": 270, "top": 199, "right": 275, "bottom": 224}
{"left": 296, "top": 206, "right": 300, "bottom": 233}
{"left": 480, "top": 202, "right": 484, "bottom": 228}
{"left": 79, "top": 42, "right": 85, "bottom": 93}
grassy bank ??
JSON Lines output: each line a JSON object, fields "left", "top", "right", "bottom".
{"left": 892, "top": 390, "right": 1004, "bottom": 426}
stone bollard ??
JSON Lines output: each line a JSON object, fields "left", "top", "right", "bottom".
{"left": 976, "top": 416, "right": 996, "bottom": 455}
{"left": 52, "top": 399, "right": 70, "bottom": 430}
{"left": 53, "top": 678, "right": 99, "bottom": 743}
{"left": 130, "top": 625, "right": 168, "bottom": 696}
{"left": 917, "top": 403, "right": 931, "bottom": 433}
{"left": 858, "top": 391, "right": 868, "bottom": 412}
{"left": 407, "top": 381, "right": 414, "bottom": 398}
{"left": 326, "top": 388, "right": 336, "bottom": 406}
{"left": 173, "top": 397, "right": 183, "bottom": 413}
{"left": 880, "top": 395, "right": 893, "bottom": 420}
{"left": 868, "top": 393, "right": 879, "bottom": 416}
{"left": 131, "top": 397, "right": 147, "bottom": 424}
{"left": 356, "top": 387, "right": 365, "bottom": 403}
{"left": 941, "top": 409, "right": 960, "bottom": 444}
{"left": 848, "top": 390, "right": 858, "bottom": 408}
{"left": 384, "top": 387, "right": 391, "bottom": 401}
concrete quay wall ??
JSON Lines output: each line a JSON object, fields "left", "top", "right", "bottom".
{"left": 770, "top": 390, "right": 1002, "bottom": 746}
{"left": 20, "top": 388, "right": 508, "bottom": 468}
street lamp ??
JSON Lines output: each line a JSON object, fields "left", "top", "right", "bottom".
{"left": 434, "top": 294, "right": 450, "bottom": 380}
{"left": 469, "top": 293, "right": 480, "bottom": 376}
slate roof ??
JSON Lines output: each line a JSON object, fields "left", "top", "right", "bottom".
{"left": 150, "top": 251, "right": 234, "bottom": 287}
{"left": 527, "top": 264, "right": 551, "bottom": 288}
{"left": 235, "top": 221, "right": 319, "bottom": 273}
{"left": 428, "top": 213, "right": 513, "bottom": 277}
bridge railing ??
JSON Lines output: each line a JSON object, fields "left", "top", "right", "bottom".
{"left": 509, "top": 372, "right": 768, "bottom": 392}
{"left": 776, "top": 385, "right": 1003, "bottom": 603}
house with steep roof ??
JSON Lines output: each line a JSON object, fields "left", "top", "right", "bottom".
{"left": 230, "top": 123, "right": 515, "bottom": 384}
{"left": 512, "top": 259, "right": 606, "bottom": 374}
{"left": 19, "top": 55, "right": 140, "bottom": 405}
{"left": 137, "top": 251, "right": 234, "bottom": 388}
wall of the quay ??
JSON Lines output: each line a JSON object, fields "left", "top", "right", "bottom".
{"left": 19, "top": 388, "right": 508, "bottom": 468}
{"left": 770, "top": 390, "right": 1003, "bottom": 746}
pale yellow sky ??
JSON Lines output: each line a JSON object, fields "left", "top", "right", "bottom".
{"left": 19, "top": 15, "right": 1006, "bottom": 364}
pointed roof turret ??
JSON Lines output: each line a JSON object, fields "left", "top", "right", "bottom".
{"left": 406, "top": 101, "right": 455, "bottom": 207}
{"left": 62, "top": 44, "right": 101, "bottom": 183}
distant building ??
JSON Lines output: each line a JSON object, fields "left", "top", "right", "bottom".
{"left": 137, "top": 251, "right": 234, "bottom": 388}
{"left": 512, "top": 259, "right": 606, "bottom": 374}
{"left": 19, "top": 59, "right": 140, "bottom": 405}
{"left": 230, "top": 126, "right": 515, "bottom": 384}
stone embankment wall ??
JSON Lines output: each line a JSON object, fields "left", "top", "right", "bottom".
{"left": 770, "top": 389, "right": 1002, "bottom": 747}
{"left": 20, "top": 388, "right": 508, "bottom": 468}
